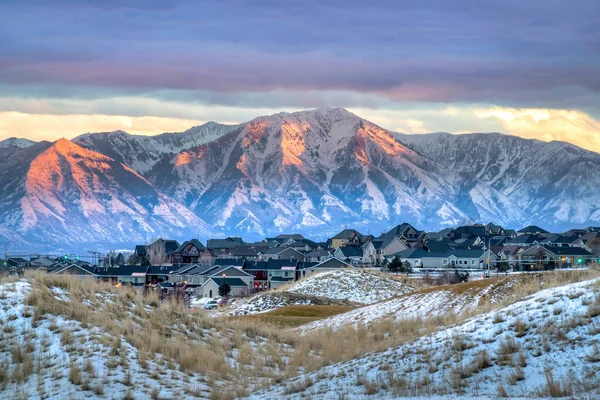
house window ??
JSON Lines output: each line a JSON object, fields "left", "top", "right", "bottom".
{"left": 471, "top": 260, "right": 476, "bottom": 265}
{"left": 442, "top": 259, "right": 448, "bottom": 265}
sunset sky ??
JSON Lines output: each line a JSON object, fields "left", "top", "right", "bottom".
{"left": 1, "top": 1, "right": 599, "bottom": 151}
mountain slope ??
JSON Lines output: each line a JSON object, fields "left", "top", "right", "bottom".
{"left": 0, "top": 137, "right": 35, "bottom": 149}
{"left": 149, "top": 108, "right": 524, "bottom": 238}
{"left": 73, "top": 122, "right": 237, "bottom": 174}
{"left": 397, "top": 132, "right": 600, "bottom": 229}
{"left": 0, "top": 138, "right": 211, "bottom": 248}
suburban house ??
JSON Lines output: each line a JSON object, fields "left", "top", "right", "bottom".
{"left": 170, "top": 239, "right": 207, "bottom": 263}
{"left": 393, "top": 248, "right": 493, "bottom": 270}
{"left": 258, "top": 247, "right": 305, "bottom": 261}
{"left": 504, "top": 234, "right": 552, "bottom": 247}
{"left": 170, "top": 264, "right": 254, "bottom": 297}
{"left": 334, "top": 246, "right": 364, "bottom": 265}
{"left": 264, "top": 259, "right": 299, "bottom": 289}
{"left": 517, "top": 225, "right": 550, "bottom": 236}
{"left": 197, "top": 278, "right": 252, "bottom": 298}
{"left": 207, "top": 237, "right": 245, "bottom": 257}
{"left": 330, "top": 229, "right": 365, "bottom": 249}
{"left": 363, "top": 237, "right": 408, "bottom": 265}
{"left": 304, "top": 249, "right": 332, "bottom": 262}
{"left": 518, "top": 245, "right": 593, "bottom": 268}
{"left": 242, "top": 261, "right": 270, "bottom": 289}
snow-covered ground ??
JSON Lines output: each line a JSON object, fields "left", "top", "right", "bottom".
{"left": 299, "top": 277, "right": 515, "bottom": 333}
{"left": 248, "top": 277, "right": 600, "bottom": 399}
{"left": 0, "top": 279, "right": 210, "bottom": 399}
{"left": 226, "top": 291, "right": 354, "bottom": 316}
{"left": 288, "top": 269, "right": 415, "bottom": 304}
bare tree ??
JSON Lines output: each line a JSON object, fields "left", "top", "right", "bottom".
{"left": 588, "top": 238, "right": 600, "bottom": 256}
{"left": 147, "top": 239, "right": 168, "bottom": 265}
{"left": 199, "top": 251, "right": 215, "bottom": 266}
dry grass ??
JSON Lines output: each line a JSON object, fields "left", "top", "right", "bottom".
{"left": 7, "top": 267, "right": 598, "bottom": 397}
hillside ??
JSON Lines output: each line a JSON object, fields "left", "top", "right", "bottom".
{"left": 248, "top": 275, "right": 600, "bottom": 399}
{"left": 288, "top": 269, "right": 416, "bottom": 304}
{"left": 298, "top": 276, "right": 519, "bottom": 333}
{"left": 226, "top": 291, "right": 356, "bottom": 316}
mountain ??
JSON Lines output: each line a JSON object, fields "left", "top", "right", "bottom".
{"left": 73, "top": 122, "right": 238, "bottom": 174}
{"left": 148, "top": 108, "right": 525, "bottom": 238}
{"left": 0, "top": 138, "right": 211, "bottom": 250}
{"left": 396, "top": 132, "right": 600, "bottom": 229}
{"left": 0, "top": 137, "right": 36, "bottom": 149}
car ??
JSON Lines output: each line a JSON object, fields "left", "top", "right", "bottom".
{"left": 204, "top": 299, "right": 219, "bottom": 310}
{"left": 219, "top": 297, "right": 236, "bottom": 307}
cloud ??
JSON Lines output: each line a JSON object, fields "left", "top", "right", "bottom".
{"left": 473, "top": 106, "right": 600, "bottom": 152}
{"left": 0, "top": 112, "right": 205, "bottom": 141}
{"left": 1, "top": 1, "right": 599, "bottom": 110}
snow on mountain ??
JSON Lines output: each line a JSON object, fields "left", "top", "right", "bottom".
{"left": 149, "top": 108, "right": 524, "bottom": 239}
{"left": 397, "top": 132, "right": 600, "bottom": 230}
{"left": 73, "top": 122, "right": 238, "bottom": 174}
{"left": 0, "top": 137, "right": 35, "bottom": 149}
{"left": 0, "top": 138, "right": 211, "bottom": 249}
{"left": 249, "top": 276, "right": 600, "bottom": 399}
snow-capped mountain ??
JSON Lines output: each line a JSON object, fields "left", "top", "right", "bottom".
{"left": 0, "top": 138, "right": 211, "bottom": 250}
{"left": 148, "top": 108, "right": 525, "bottom": 238}
{"left": 0, "top": 137, "right": 36, "bottom": 149}
{"left": 397, "top": 132, "right": 600, "bottom": 229}
{"left": 73, "top": 122, "right": 238, "bottom": 174}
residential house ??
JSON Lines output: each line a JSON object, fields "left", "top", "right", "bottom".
{"left": 517, "top": 225, "right": 550, "bottom": 236}
{"left": 363, "top": 237, "right": 408, "bottom": 265}
{"left": 207, "top": 237, "right": 245, "bottom": 257}
{"left": 334, "top": 246, "right": 363, "bottom": 265}
{"left": 258, "top": 247, "right": 305, "bottom": 261}
{"left": 504, "top": 234, "right": 552, "bottom": 247}
{"left": 170, "top": 239, "right": 207, "bottom": 263}
{"left": 304, "top": 249, "right": 332, "bottom": 263}
{"left": 393, "top": 248, "right": 493, "bottom": 270}
{"left": 330, "top": 229, "right": 365, "bottom": 249}
{"left": 519, "top": 245, "right": 593, "bottom": 269}
{"left": 265, "top": 259, "right": 298, "bottom": 289}
{"left": 242, "top": 261, "right": 270, "bottom": 289}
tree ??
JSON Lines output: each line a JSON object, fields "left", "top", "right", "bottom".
{"left": 127, "top": 253, "right": 142, "bottom": 265}
{"left": 115, "top": 253, "right": 126, "bottom": 266}
{"left": 381, "top": 259, "right": 389, "bottom": 271}
{"left": 588, "top": 238, "right": 600, "bottom": 256}
{"left": 199, "top": 251, "right": 215, "bottom": 266}
{"left": 454, "top": 270, "right": 469, "bottom": 283}
{"left": 387, "top": 256, "right": 402, "bottom": 273}
{"left": 496, "top": 262, "right": 510, "bottom": 275}
{"left": 147, "top": 239, "right": 168, "bottom": 265}
{"left": 400, "top": 260, "right": 413, "bottom": 274}
{"left": 218, "top": 283, "right": 231, "bottom": 297}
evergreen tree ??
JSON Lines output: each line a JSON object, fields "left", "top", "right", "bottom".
{"left": 218, "top": 283, "right": 231, "bottom": 297}
{"left": 388, "top": 256, "right": 402, "bottom": 273}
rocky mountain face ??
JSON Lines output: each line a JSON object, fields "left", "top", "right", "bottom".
{"left": 73, "top": 122, "right": 238, "bottom": 174}
{"left": 396, "top": 132, "right": 600, "bottom": 229}
{"left": 0, "top": 139, "right": 209, "bottom": 250}
{"left": 148, "top": 108, "right": 525, "bottom": 238}
{"left": 2, "top": 108, "right": 599, "bottom": 250}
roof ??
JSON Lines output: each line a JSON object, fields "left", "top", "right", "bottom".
{"left": 336, "top": 246, "right": 363, "bottom": 257}
{"left": 204, "top": 277, "right": 249, "bottom": 287}
{"left": 134, "top": 245, "right": 148, "bottom": 256}
{"left": 94, "top": 265, "right": 149, "bottom": 276}
{"left": 242, "top": 261, "right": 269, "bottom": 271}
{"left": 331, "top": 229, "right": 363, "bottom": 240}
{"left": 173, "top": 239, "right": 206, "bottom": 253}
{"left": 505, "top": 234, "right": 551, "bottom": 245}
{"left": 518, "top": 225, "right": 549, "bottom": 234}
{"left": 213, "top": 258, "right": 245, "bottom": 268}
{"left": 541, "top": 245, "right": 593, "bottom": 256}
{"left": 206, "top": 237, "right": 244, "bottom": 249}
{"left": 269, "top": 277, "right": 295, "bottom": 282}
{"left": 305, "top": 249, "right": 332, "bottom": 257}
{"left": 381, "top": 223, "right": 418, "bottom": 238}
{"left": 146, "top": 265, "right": 179, "bottom": 275}
{"left": 393, "top": 248, "right": 486, "bottom": 259}
{"left": 370, "top": 238, "right": 393, "bottom": 249}
{"left": 298, "top": 262, "right": 319, "bottom": 270}
{"left": 266, "top": 259, "right": 298, "bottom": 270}
{"left": 274, "top": 234, "right": 305, "bottom": 240}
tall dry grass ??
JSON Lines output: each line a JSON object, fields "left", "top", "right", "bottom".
{"left": 10, "top": 267, "right": 599, "bottom": 395}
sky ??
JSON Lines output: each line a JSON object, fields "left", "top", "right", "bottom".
{"left": 1, "top": 0, "right": 599, "bottom": 151}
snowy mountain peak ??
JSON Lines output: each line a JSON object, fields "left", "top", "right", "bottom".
{"left": 0, "top": 137, "right": 36, "bottom": 149}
